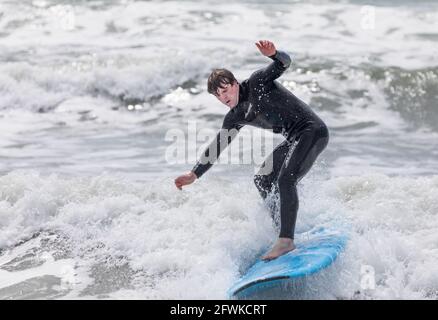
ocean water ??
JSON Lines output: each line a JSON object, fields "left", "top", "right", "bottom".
{"left": 0, "top": 0, "right": 437, "bottom": 299}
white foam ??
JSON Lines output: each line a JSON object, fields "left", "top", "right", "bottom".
{"left": 1, "top": 0, "right": 438, "bottom": 299}
{"left": 0, "top": 171, "right": 274, "bottom": 298}
{"left": 0, "top": 171, "right": 437, "bottom": 299}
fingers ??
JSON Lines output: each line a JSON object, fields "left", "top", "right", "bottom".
{"left": 175, "top": 175, "right": 190, "bottom": 190}
{"left": 174, "top": 177, "right": 183, "bottom": 190}
{"left": 175, "top": 172, "right": 197, "bottom": 190}
{"left": 255, "top": 40, "right": 265, "bottom": 47}
{"left": 256, "top": 40, "right": 273, "bottom": 47}
{"left": 255, "top": 40, "right": 267, "bottom": 49}
{"left": 255, "top": 40, "right": 275, "bottom": 55}
{"left": 255, "top": 40, "right": 276, "bottom": 57}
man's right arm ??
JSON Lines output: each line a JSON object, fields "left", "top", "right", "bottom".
{"left": 191, "top": 124, "right": 241, "bottom": 179}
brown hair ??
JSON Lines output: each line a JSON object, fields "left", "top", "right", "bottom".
{"left": 207, "top": 68, "right": 237, "bottom": 95}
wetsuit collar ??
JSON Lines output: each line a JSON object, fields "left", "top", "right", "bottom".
{"left": 238, "top": 81, "right": 249, "bottom": 104}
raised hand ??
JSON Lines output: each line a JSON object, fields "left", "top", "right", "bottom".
{"left": 255, "top": 40, "right": 277, "bottom": 57}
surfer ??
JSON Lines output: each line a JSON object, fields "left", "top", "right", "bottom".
{"left": 174, "top": 40, "right": 329, "bottom": 260}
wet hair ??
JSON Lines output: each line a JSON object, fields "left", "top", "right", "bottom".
{"left": 207, "top": 68, "right": 237, "bottom": 95}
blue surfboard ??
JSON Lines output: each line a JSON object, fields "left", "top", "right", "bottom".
{"left": 228, "top": 228, "right": 347, "bottom": 299}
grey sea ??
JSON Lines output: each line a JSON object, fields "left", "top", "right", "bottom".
{"left": 0, "top": 0, "right": 437, "bottom": 299}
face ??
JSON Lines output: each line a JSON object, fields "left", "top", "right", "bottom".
{"left": 215, "top": 81, "right": 239, "bottom": 109}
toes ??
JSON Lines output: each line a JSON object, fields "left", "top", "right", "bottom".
{"left": 262, "top": 253, "right": 275, "bottom": 261}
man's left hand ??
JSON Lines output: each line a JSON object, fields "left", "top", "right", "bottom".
{"left": 255, "top": 40, "right": 277, "bottom": 57}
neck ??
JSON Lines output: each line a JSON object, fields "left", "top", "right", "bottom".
{"left": 238, "top": 81, "right": 249, "bottom": 103}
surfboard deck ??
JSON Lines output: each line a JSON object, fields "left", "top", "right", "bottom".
{"left": 228, "top": 228, "right": 347, "bottom": 299}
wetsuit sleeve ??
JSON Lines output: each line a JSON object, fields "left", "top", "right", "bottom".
{"left": 191, "top": 119, "right": 243, "bottom": 179}
{"left": 252, "top": 50, "right": 291, "bottom": 85}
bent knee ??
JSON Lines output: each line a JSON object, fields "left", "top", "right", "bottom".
{"left": 314, "top": 123, "right": 329, "bottom": 146}
{"left": 306, "top": 124, "right": 329, "bottom": 151}
{"left": 277, "top": 172, "right": 298, "bottom": 189}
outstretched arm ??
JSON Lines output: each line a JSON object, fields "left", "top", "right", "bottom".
{"left": 191, "top": 125, "right": 241, "bottom": 179}
{"left": 174, "top": 120, "right": 242, "bottom": 190}
{"left": 253, "top": 40, "right": 291, "bottom": 84}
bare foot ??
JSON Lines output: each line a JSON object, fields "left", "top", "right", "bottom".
{"left": 262, "top": 238, "right": 296, "bottom": 261}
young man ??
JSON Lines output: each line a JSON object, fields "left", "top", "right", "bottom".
{"left": 174, "top": 40, "right": 329, "bottom": 260}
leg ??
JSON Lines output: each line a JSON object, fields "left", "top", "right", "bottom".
{"left": 277, "top": 130, "right": 329, "bottom": 239}
{"left": 263, "top": 128, "right": 329, "bottom": 260}
{"left": 254, "top": 139, "right": 291, "bottom": 199}
{"left": 254, "top": 139, "right": 291, "bottom": 221}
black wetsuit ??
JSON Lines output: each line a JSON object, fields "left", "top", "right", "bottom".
{"left": 192, "top": 50, "right": 329, "bottom": 239}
